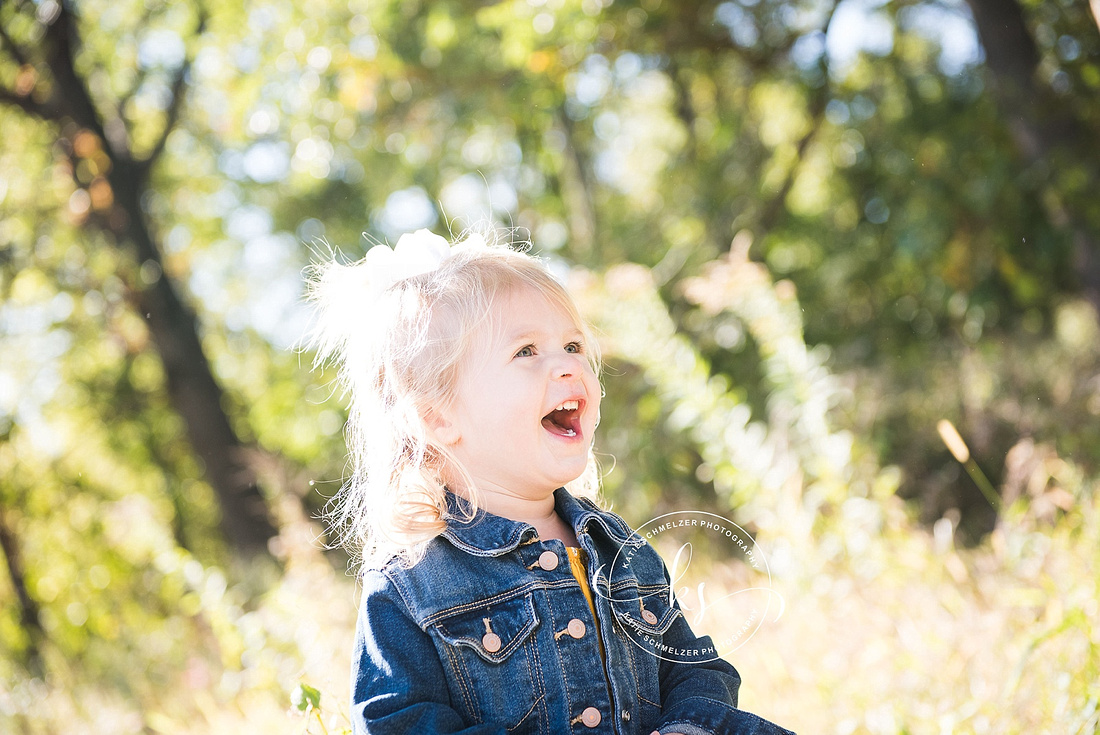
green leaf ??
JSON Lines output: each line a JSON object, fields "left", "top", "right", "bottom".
{"left": 291, "top": 682, "right": 322, "bottom": 713}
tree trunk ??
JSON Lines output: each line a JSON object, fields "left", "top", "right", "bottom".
{"left": 110, "top": 160, "right": 278, "bottom": 553}
{"left": 556, "top": 110, "right": 599, "bottom": 260}
{"left": 0, "top": 4, "right": 277, "bottom": 554}
{"left": 0, "top": 502, "right": 44, "bottom": 675}
{"left": 965, "top": 0, "right": 1100, "bottom": 307}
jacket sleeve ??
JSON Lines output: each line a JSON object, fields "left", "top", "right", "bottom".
{"left": 653, "top": 568, "right": 795, "bottom": 735}
{"left": 351, "top": 569, "right": 507, "bottom": 735}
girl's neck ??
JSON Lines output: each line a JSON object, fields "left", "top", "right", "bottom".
{"left": 529, "top": 508, "right": 579, "bottom": 547}
{"left": 472, "top": 488, "right": 579, "bottom": 546}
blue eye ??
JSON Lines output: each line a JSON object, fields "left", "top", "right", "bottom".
{"left": 515, "top": 345, "right": 535, "bottom": 358}
{"left": 565, "top": 341, "right": 583, "bottom": 354}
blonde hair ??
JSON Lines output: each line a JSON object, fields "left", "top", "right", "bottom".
{"left": 306, "top": 231, "right": 601, "bottom": 570}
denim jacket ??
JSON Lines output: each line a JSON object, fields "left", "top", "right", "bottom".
{"left": 352, "top": 488, "right": 794, "bottom": 735}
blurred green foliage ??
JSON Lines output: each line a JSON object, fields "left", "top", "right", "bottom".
{"left": 2, "top": 0, "right": 1099, "bottom": 732}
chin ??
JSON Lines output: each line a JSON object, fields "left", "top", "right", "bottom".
{"left": 555, "top": 464, "right": 590, "bottom": 487}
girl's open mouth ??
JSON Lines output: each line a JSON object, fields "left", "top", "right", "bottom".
{"left": 542, "top": 399, "right": 582, "bottom": 438}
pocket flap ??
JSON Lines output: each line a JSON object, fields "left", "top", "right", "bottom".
{"left": 434, "top": 593, "right": 540, "bottom": 664}
{"left": 609, "top": 584, "right": 680, "bottom": 636}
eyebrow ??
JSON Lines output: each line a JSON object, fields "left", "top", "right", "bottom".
{"left": 504, "top": 326, "right": 583, "bottom": 343}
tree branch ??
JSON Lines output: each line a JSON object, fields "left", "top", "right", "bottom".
{"left": 753, "top": 0, "right": 841, "bottom": 239}
{"left": 555, "top": 109, "right": 598, "bottom": 259}
{"left": 0, "top": 15, "right": 33, "bottom": 67}
{"left": 138, "top": 7, "right": 207, "bottom": 177}
{"left": 0, "top": 84, "right": 54, "bottom": 118}
{"left": 660, "top": 0, "right": 803, "bottom": 75}
{"left": 116, "top": 64, "right": 151, "bottom": 123}
{"left": 756, "top": 104, "right": 825, "bottom": 236}
{"left": 667, "top": 57, "right": 697, "bottom": 151}
{"left": 0, "top": 501, "right": 45, "bottom": 675}
{"left": 41, "top": 1, "right": 111, "bottom": 146}
{"left": 0, "top": 10, "right": 59, "bottom": 120}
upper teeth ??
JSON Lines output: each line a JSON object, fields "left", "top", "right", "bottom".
{"left": 555, "top": 400, "right": 579, "bottom": 411}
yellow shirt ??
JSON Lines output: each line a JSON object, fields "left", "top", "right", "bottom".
{"left": 566, "top": 546, "right": 606, "bottom": 662}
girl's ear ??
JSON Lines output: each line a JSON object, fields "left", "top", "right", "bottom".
{"left": 425, "top": 409, "right": 461, "bottom": 446}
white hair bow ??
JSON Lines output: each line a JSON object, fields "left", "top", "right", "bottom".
{"left": 305, "top": 229, "right": 455, "bottom": 365}
{"left": 363, "top": 229, "right": 452, "bottom": 293}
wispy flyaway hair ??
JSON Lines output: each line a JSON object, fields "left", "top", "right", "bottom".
{"left": 305, "top": 230, "right": 600, "bottom": 570}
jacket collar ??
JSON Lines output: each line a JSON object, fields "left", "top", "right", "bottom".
{"left": 441, "top": 487, "right": 635, "bottom": 556}
{"left": 554, "top": 487, "right": 636, "bottom": 545}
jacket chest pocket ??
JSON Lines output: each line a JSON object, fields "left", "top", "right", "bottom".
{"left": 431, "top": 593, "right": 547, "bottom": 733}
{"left": 609, "top": 582, "right": 681, "bottom": 649}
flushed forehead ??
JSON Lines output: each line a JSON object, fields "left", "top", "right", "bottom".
{"left": 487, "top": 286, "right": 585, "bottom": 344}
{"left": 454, "top": 286, "right": 583, "bottom": 381}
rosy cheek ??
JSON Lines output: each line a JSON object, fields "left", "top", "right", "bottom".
{"left": 587, "top": 393, "right": 602, "bottom": 424}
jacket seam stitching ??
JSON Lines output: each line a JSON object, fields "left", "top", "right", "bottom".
{"left": 422, "top": 583, "right": 541, "bottom": 626}
{"left": 443, "top": 637, "right": 479, "bottom": 721}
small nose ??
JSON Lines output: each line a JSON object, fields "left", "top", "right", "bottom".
{"left": 552, "top": 352, "right": 579, "bottom": 379}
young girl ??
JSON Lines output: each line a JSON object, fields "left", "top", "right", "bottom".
{"left": 308, "top": 228, "right": 793, "bottom": 735}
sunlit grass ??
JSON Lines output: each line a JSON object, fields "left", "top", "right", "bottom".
{"left": 730, "top": 473, "right": 1099, "bottom": 734}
